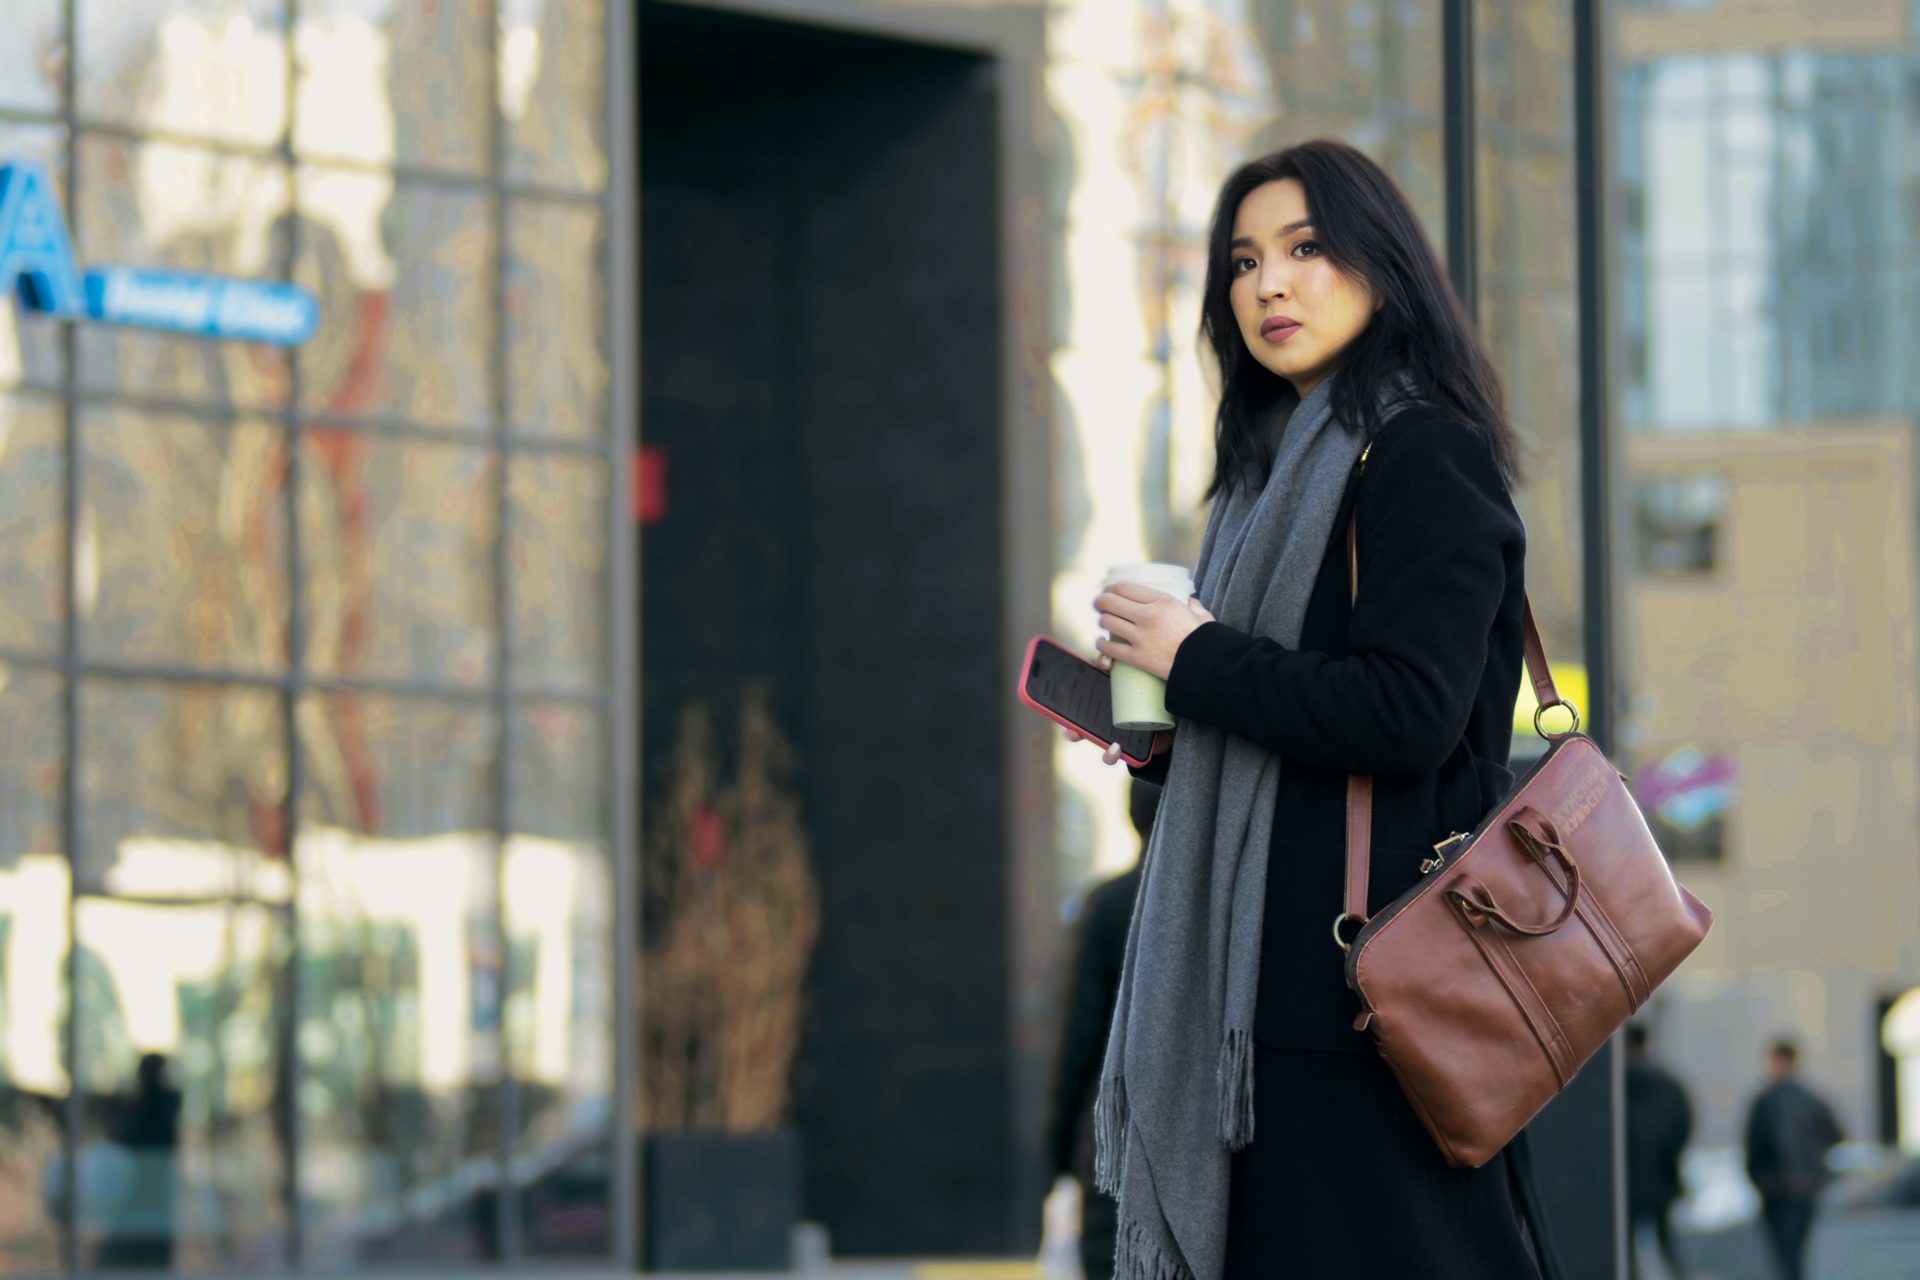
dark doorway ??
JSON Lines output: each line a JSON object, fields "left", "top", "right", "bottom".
{"left": 639, "top": 0, "right": 1011, "bottom": 1258}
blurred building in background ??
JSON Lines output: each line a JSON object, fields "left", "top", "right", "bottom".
{"left": 1613, "top": 0, "right": 1920, "bottom": 1171}
{"left": 0, "top": 0, "right": 1913, "bottom": 1276}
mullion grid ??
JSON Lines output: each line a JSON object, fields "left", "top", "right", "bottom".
{"left": 34, "top": 0, "right": 619, "bottom": 1270}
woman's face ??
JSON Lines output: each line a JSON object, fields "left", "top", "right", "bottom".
{"left": 1228, "top": 178, "right": 1378, "bottom": 397}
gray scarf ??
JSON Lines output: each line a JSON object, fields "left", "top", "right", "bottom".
{"left": 1093, "top": 376, "right": 1369, "bottom": 1280}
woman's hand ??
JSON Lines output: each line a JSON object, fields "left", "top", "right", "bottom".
{"left": 1063, "top": 727, "right": 1127, "bottom": 766}
{"left": 1064, "top": 727, "right": 1176, "bottom": 767}
{"left": 1094, "top": 585, "right": 1216, "bottom": 681}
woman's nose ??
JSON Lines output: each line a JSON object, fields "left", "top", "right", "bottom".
{"left": 1258, "top": 262, "right": 1290, "bottom": 301}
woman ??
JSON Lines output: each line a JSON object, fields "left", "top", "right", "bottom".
{"left": 1075, "top": 140, "right": 1546, "bottom": 1278}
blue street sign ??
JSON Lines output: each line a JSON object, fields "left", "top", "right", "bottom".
{"left": 0, "top": 158, "right": 319, "bottom": 347}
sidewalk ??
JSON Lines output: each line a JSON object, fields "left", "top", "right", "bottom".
{"left": 648, "top": 1264, "right": 1040, "bottom": 1280}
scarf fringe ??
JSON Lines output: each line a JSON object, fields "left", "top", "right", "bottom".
{"left": 1093, "top": 1073, "right": 1127, "bottom": 1196}
{"left": 1114, "top": 1214, "right": 1194, "bottom": 1280}
{"left": 1218, "top": 1027, "right": 1255, "bottom": 1151}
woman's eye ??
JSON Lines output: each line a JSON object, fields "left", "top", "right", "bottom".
{"left": 1232, "top": 255, "right": 1257, "bottom": 275}
{"left": 1291, "top": 240, "right": 1321, "bottom": 259}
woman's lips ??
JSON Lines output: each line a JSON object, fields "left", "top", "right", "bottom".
{"left": 1260, "top": 318, "right": 1301, "bottom": 343}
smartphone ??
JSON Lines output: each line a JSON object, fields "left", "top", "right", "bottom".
{"left": 1016, "top": 636, "right": 1159, "bottom": 768}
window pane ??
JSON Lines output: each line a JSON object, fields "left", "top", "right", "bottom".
{"left": 509, "top": 453, "right": 606, "bottom": 693}
{"left": 300, "top": 434, "right": 499, "bottom": 687}
{"left": 1647, "top": 273, "right": 1715, "bottom": 428}
{"left": 295, "top": 694, "right": 501, "bottom": 1266}
{"left": 0, "top": 123, "right": 69, "bottom": 392}
{"left": 77, "top": 0, "right": 288, "bottom": 148}
{"left": 74, "top": 899, "right": 292, "bottom": 1271}
{"left": 501, "top": 0, "right": 608, "bottom": 193}
{"left": 79, "top": 408, "right": 289, "bottom": 674}
{"left": 0, "top": 0, "right": 62, "bottom": 113}
{"left": 294, "top": 0, "right": 491, "bottom": 174}
{"left": 507, "top": 199, "right": 607, "bottom": 438}
{"left": 295, "top": 171, "right": 496, "bottom": 430}
{"left": 1250, "top": 0, "right": 1446, "bottom": 240}
{"left": 0, "top": 393, "right": 65, "bottom": 654}
{"left": 1476, "top": 0, "right": 1584, "bottom": 671}
{"left": 73, "top": 138, "right": 293, "bottom": 412}
{"left": 507, "top": 702, "right": 612, "bottom": 1258}
{"left": 0, "top": 666, "right": 66, "bottom": 1273}
{"left": 76, "top": 681, "right": 289, "bottom": 901}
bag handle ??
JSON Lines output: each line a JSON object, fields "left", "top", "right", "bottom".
{"left": 1337, "top": 492, "right": 1577, "bottom": 945}
{"left": 1444, "top": 818, "right": 1583, "bottom": 936}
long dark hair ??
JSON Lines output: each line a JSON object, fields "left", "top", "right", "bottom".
{"left": 1199, "top": 140, "right": 1522, "bottom": 498}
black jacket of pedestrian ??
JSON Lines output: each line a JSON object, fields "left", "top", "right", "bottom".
{"left": 1132, "top": 406, "right": 1549, "bottom": 1278}
{"left": 1046, "top": 865, "right": 1141, "bottom": 1177}
{"left": 1746, "top": 1078, "right": 1843, "bottom": 1201}
{"left": 1627, "top": 1055, "right": 1693, "bottom": 1208}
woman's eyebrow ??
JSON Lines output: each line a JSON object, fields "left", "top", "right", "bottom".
{"left": 1228, "top": 219, "right": 1314, "bottom": 251}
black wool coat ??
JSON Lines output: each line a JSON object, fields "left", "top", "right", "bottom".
{"left": 1131, "top": 405, "right": 1545, "bottom": 1277}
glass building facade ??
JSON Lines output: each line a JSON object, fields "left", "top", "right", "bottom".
{"left": 0, "top": 0, "right": 617, "bottom": 1269}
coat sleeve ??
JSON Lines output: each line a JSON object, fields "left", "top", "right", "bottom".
{"left": 1163, "top": 419, "right": 1522, "bottom": 776}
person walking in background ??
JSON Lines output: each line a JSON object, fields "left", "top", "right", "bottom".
{"left": 1046, "top": 781, "right": 1160, "bottom": 1280}
{"left": 1625, "top": 1023, "right": 1692, "bottom": 1279}
{"left": 1743, "top": 1038, "right": 1843, "bottom": 1280}
{"left": 96, "top": 1053, "right": 181, "bottom": 1269}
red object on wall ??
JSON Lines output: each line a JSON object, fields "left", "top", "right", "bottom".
{"left": 635, "top": 447, "right": 667, "bottom": 525}
{"left": 690, "top": 803, "right": 726, "bottom": 869}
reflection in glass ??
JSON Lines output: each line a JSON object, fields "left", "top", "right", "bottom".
{"left": 73, "top": 138, "right": 292, "bottom": 411}
{"left": 295, "top": 694, "right": 501, "bottom": 1266}
{"left": 0, "top": 0, "right": 62, "bottom": 113}
{"left": 501, "top": 0, "right": 608, "bottom": 192}
{"left": 506, "top": 200, "right": 607, "bottom": 437}
{"left": 74, "top": 900, "right": 292, "bottom": 1272}
{"left": 295, "top": 170, "right": 496, "bottom": 429}
{"left": 509, "top": 454, "right": 606, "bottom": 692}
{"left": 0, "top": 123, "right": 69, "bottom": 392}
{"left": 295, "top": 0, "right": 490, "bottom": 174}
{"left": 506, "top": 710, "right": 610, "bottom": 1258}
{"left": 0, "top": 394, "right": 65, "bottom": 655}
{"left": 1476, "top": 0, "right": 1584, "bottom": 667}
{"left": 507, "top": 702, "right": 611, "bottom": 1257}
{"left": 76, "top": 682, "right": 288, "bottom": 902}
{"left": 79, "top": 408, "right": 289, "bottom": 673}
{"left": 77, "top": 0, "right": 287, "bottom": 147}
{"left": 0, "top": 667, "right": 65, "bottom": 1272}
{"left": 301, "top": 434, "right": 499, "bottom": 687}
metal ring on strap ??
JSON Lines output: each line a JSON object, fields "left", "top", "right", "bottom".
{"left": 1533, "top": 697, "right": 1582, "bottom": 740}
{"left": 1332, "top": 912, "right": 1364, "bottom": 954}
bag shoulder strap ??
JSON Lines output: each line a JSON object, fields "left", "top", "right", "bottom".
{"left": 1341, "top": 500, "right": 1563, "bottom": 928}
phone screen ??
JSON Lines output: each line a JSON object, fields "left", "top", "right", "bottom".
{"left": 1024, "top": 639, "right": 1158, "bottom": 762}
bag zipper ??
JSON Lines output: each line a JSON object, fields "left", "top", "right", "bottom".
{"left": 1421, "top": 832, "right": 1469, "bottom": 875}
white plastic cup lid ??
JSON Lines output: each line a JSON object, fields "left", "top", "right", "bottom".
{"left": 1103, "top": 562, "right": 1195, "bottom": 595}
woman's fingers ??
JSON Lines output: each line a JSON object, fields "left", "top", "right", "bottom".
{"left": 1094, "top": 588, "right": 1165, "bottom": 621}
{"left": 1101, "top": 741, "right": 1124, "bottom": 766}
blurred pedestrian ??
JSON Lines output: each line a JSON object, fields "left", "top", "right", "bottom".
{"left": 1625, "top": 1023, "right": 1692, "bottom": 1279}
{"left": 1743, "top": 1038, "right": 1843, "bottom": 1280}
{"left": 1046, "top": 780, "right": 1159, "bottom": 1280}
{"left": 1067, "top": 139, "right": 1547, "bottom": 1279}
{"left": 96, "top": 1053, "right": 180, "bottom": 1269}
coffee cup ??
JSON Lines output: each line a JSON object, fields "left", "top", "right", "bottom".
{"left": 1102, "top": 562, "right": 1198, "bottom": 731}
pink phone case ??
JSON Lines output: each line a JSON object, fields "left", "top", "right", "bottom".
{"left": 1015, "top": 635, "right": 1158, "bottom": 769}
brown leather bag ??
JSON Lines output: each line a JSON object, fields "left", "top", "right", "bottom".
{"left": 1336, "top": 505, "right": 1713, "bottom": 1169}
